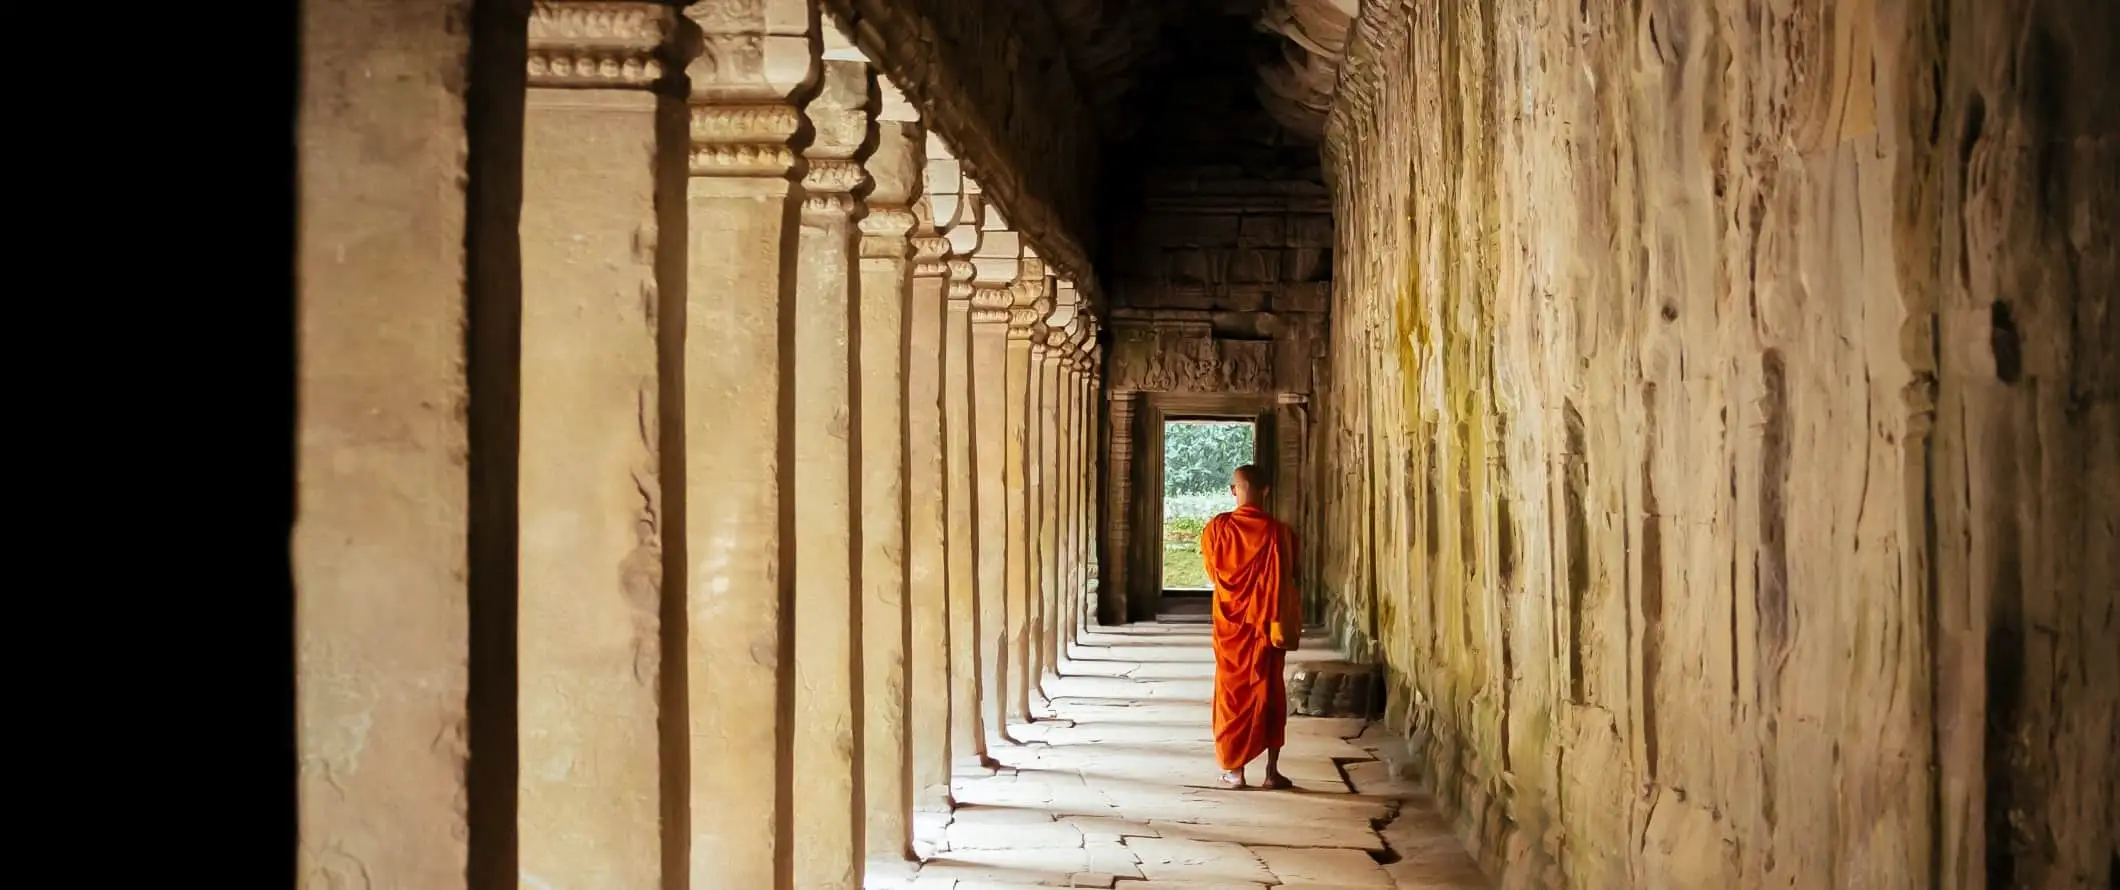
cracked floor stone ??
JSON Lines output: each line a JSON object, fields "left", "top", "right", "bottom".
{"left": 882, "top": 622, "right": 1488, "bottom": 889}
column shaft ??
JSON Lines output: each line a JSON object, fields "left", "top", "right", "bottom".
{"left": 1086, "top": 367, "right": 1101, "bottom": 628}
{"left": 1024, "top": 343, "right": 1047, "bottom": 699}
{"left": 856, "top": 107, "right": 921, "bottom": 862}
{"left": 945, "top": 280, "right": 991, "bottom": 763}
{"left": 1061, "top": 366, "right": 1081, "bottom": 652}
{"left": 686, "top": 128, "right": 801, "bottom": 890}
{"left": 517, "top": 11, "right": 683, "bottom": 881}
{"left": 971, "top": 299, "right": 1015, "bottom": 743}
{"left": 790, "top": 58, "right": 871, "bottom": 890}
{"left": 1036, "top": 352, "right": 1062, "bottom": 685}
{"left": 682, "top": 55, "right": 810, "bottom": 890}
{"left": 907, "top": 235, "right": 955, "bottom": 807}
{"left": 1002, "top": 333, "right": 1034, "bottom": 725}
{"left": 295, "top": 0, "right": 491, "bottom": 881}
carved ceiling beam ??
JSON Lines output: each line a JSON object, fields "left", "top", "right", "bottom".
{"left": 817, "top": 0, "right": 1107, "bottom": 315}
{"left": 1252, "top": 0, "right": 1357, "bottom": 142}
{"left": 1321, "top": 0, "right": 1412, "bottom": 176}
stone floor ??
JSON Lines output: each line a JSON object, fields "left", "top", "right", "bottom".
{"left": 883, "top": 621, "right": 1490, "bottom": 889}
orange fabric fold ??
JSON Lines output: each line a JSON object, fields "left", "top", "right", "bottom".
{"left": 1202, "top": 505, "right": 1296, "bottom": 771}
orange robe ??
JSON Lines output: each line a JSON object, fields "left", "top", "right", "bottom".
{"left": 1202, "top": 504, "right": 1298, "bottom": 771}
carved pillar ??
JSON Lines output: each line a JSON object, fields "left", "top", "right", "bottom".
{"left": 906, "top": 183, "right": 955, "bottom": 810}
{"left": 516, "top": 4, "right": 687, "bottom": 885}
{"left": 854, "top": 66, "right": 920, "bottom": 865}
{"left": 1104, "top": 389, "right": 1136, "bottom": 625}
{"left": 1025, "top": 325, "right": 1049, "bottom": 703}
{"left": 968, "top": 192, "right": 1022, "bottom": 743}
{"left": 1034, "top": 287, "right": 1070, "bottom": 687}
{"left": 1053, "top": 346, "right": 1076, "bottom": 665}
{"left": 790, "top": 55, "right": 872, "bottom": 890}
{"left": 295, "top": 0, "right": 500, "bottom": 881}
{"left": 681, "top": 3, "right": 814, "bottom": 885}
{"left": 1086, "top": 349, "right": 1103, "bottom": 627}
{"left": 1001, "top": 255, "right": 1046, "bottom": 725}
{"left": 930, "top": 145, "right": 992, "bottom": 766}
{"left": 1075, "top": 327, "right": 1099, "bottom": 637}
{"left": 1061, "top": 318, "right": 1091, "bottom": 651}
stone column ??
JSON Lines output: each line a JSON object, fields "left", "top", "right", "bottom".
{"left": 930, "top": 147, "right": 992, "bottom": 767}
{"left": 295, "top": 0, "right": 501, "bottom": 882}
{"left": 1001, "top": 259, "right": 1046, "bottom": 726}
{"left": 515, "top": 5, "right": 686, "bottom": 886}
{"left": 791, "top": 56, "right": 872, "bottom": 890}
{"left": 1035, "top": 315, "right": 1066, "bottom": 689}
{"left": 1058, "top": 321, "right": 1087, "bottom": 656}
{"left": 969, "top": 195, "right": 1023, "bottom": 743}
{"left": 1053, "top": 350, "right": 1075, "bottom": 667}
{"left": 1071, "top": 326, "right": 1095, "bottom": 641}
{"left": 1025, "top": 328, "right": 1048, "bottom": 702}
{"left": 906, "top": 195, "right": 955, "bottom": 810}
{"left": 1086, "top": 349, "right": 1102, "bottom": 628}
{"left": 1044, "top": 283, "right": 1082, "bottom": 671}
{"left": 1104, "top": 389, "right": 1137, "bottom": 625}
{"left": 854, "top": 68, "right": 921, "bottom": 866}
{"left": 681, "top": 4, "right": 814, "bottom": 885}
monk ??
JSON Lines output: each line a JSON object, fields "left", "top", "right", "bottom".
{"left": 1201, "top": 464, "right": 1300, "bottom": 789}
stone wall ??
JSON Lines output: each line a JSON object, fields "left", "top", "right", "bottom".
{"left": 1312, "top": 0, "right": 2117, "bottom": 887}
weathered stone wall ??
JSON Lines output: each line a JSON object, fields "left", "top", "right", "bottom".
{"left": 1313, "top": 0, "right": 2117, "bottom": 886}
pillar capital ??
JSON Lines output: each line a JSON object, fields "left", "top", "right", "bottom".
{"left": 527, "top": 1, "right": 687, "bottom": 89}
{"left": 800, "top": 58, "right": 873, "bottom": 216}
{"left": 911, "top": 233, "right": 951, "bottom": 277}
{"left": 857, "top": 72, "right": 923, "bottom": 259}
{"left": 684, "top": 0, "right": 816, "bottom": 179}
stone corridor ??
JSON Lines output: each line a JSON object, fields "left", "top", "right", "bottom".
{"left": 902, "top": 622, "right": 1486, "bottom": 890}
{"left": 297, "top": 0, "right": 2116, "bottom": 887}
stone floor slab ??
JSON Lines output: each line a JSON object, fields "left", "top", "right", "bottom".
{"left": 1251, "top": 846, "right": 1392, "bottom": 886}
{"left": 1122, "top": 837, "right": 1276, "bottom": 884}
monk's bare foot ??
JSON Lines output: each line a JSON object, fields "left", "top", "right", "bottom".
{"left": 1218, "top": 769, "right": 1246, "bottom": 789}
{"left": 1261, "top": 771, "right": 1294, "bottom": 790}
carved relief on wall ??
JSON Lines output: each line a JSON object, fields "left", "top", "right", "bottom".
{"left": 1110, "top": 325, "right": 1276, "bottom": 394}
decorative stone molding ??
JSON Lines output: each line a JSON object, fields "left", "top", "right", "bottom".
{"left": 912, "top": 236, "right": 951, "bottom": 277}
{"left": 948, "top": 261, "right": 977, "bottom": 302}
{"left": 859, "top": 209, "right": 918, "bottom": 257}
{"left": 684, "top": 1, "right": 815, "bottom": 179}
{"left": 969, "top": 285, "right": 1013, "bottom": 323}
{"left": 1108, "top": 324, "right": 1275, "bottom": 395}
{"left": 1005, "top": 258, "right": 1049, "bottom": 340}
{"left": 527, "top": 1, "right": 682, "bottom": 88}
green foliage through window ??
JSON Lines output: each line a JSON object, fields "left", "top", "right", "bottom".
{"left": 1161, "top": 421, "right": 1255, "bottom": 590}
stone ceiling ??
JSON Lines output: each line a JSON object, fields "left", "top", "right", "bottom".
{"left": 822, "top": 0, "right": 1356, "bottom": 311}
{"left": 1048, "top": 0, "right": 1356, "bottom": 146}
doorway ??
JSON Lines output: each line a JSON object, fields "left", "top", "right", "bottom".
{"left": 1159, "top": 419, "right": 1257, "bottom": 600}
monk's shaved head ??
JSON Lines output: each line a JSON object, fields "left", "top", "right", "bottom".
{"left": 1231, "top": 464, "right": 1269, "bottom": 506}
